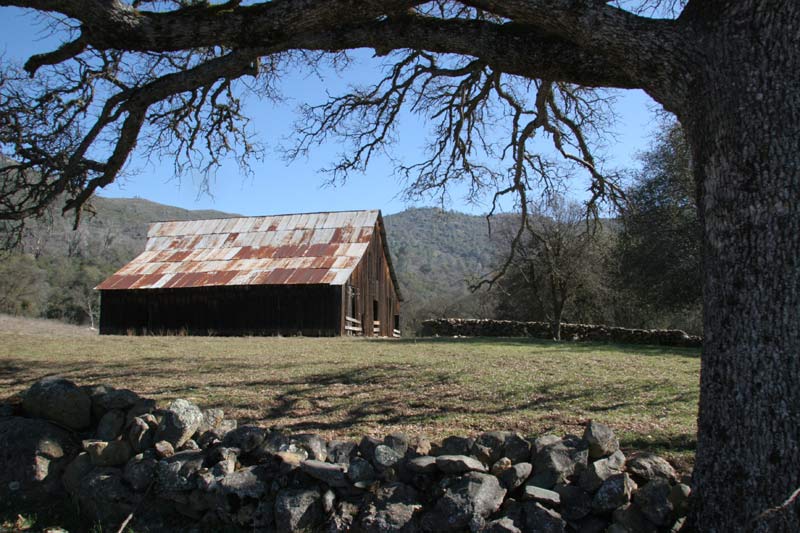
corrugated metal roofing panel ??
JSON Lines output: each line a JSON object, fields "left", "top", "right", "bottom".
{"left": 99, "top": 210, "right": 387, "bottom": 290}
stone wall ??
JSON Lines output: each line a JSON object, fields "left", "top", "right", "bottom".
{"left": 421, "top": 319, "right": 702, "bottom": 348}
{"left": 1, "top": 377, "right": 691, "bottom": 532}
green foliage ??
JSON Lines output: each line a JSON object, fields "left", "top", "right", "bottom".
{"left": 0, "top": 253, "right": 48, "bottom": 316}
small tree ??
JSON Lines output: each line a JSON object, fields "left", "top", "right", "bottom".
{"left": 496, "top": 196, "right": 607, "bottom": 340}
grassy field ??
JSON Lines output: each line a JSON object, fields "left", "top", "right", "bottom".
{"left": 0, "top": 315, "right": 700, "bottom": 469}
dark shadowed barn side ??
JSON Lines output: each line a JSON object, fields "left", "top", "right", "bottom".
{"left": 96, "top": 210, "right": 401, "bottom": 337}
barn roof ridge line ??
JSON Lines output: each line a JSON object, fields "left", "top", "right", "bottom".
{"left": 148, "top": 208, "right": 381, "bottom": 226}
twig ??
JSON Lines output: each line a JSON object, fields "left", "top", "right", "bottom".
{"left": 116, "top": 480, "right": 155, "bottom": 533}
{"left": 750, "top": 486, "right": 800, "bottom": 527}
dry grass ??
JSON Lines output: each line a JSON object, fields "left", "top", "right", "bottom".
{"left": 0, "top": 316, "right": 700, "bottom": 467}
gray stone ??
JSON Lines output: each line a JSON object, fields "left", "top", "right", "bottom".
{"left": 435, "top": 454, "right": 488, "bottom": 474}
{"left": 499, "top": 462, "right": 532, "bottom": 491}
{"left": 327, "top": 440, "right": 358, "bottom": 465}
{"left": 62, "top": 452, "right": 93, "bottom": 497}
{"left": 94, "top": 387, "right": 140, "bottom": 413}
{"left": 347, "top": 457, "right": 377, "bottom": 485}
{"left": 154, "top": 440, "right": 175, "bottom": 458}
{"left": 592, "top": 473, "right": 637, "bottom": 513}
{"left": 483, "top": 517, "right": 522, "bottom": 533}
{"left": 83, "top": 439, "right": 133, "bottom": 467}
{"left": 323, "top": 488, "right": 336, "bottom": 513}
{"left": 292, "top": 433, "right": 328, "bottom": 461}
{"left": 411, "top": 436, "right": 432, "bottom": 456}
{"left": 154, "top": 399, "right": 204, "bottom": 448}
{"left": 626, "top": 453, "right": 677, "bottom": 483}
{"left": 472, "top": 431, "right": 511, "bottom": 464}
{"left": 579, "top": 452, "right": 625, "bottom": 493}
{"left": 384, "top": 433, "right": 410, "bottom": 456}
{"left": 668, "top": 483, "right": 691, "bottom": 518}
{"left": 634, "top": 478, "right": 674, "bottom": 526}
{"left": 77, "top": 467, "right": 136, "bottom": 526}
{"left": 530, "top": 439, "right": 588, "bottom": 489}
{"left": 422, "top": 472, "right": 506, "bottom": 531}
{"left": 374, "top": 444, "right": 403, "bottom": 470}
{"left": 607, "top": 449, "right": 626, "bottom": 470}
{"left": 531, "top": 435, "right": 562, "bottom": 457}
{"left": 572, "top": 516, "right": 609, "bottom": 533}
{"left": 179, "top": 438, "right": 199, "bottom": 451}
{"left": 0, "top": 403, "right": 15, "bottom": 417}
{"left": 128, "top": 416, "right": 154, "bottom": 453}
{"left": 274, "top": 488, "right": 322, "bottom": 533}
{"left": 124, "top": 398, "right": 157, "bottom": 426}
{"left": 96, "top": 409, "right": 126, "bottom": 441}
{"left": 0, "top": 417, "right": 77, "bottom": 505}
{"left": 554, "top": 484, "right": 592, "bottom": 521}
{"left": 503, "top": 433, "right": 531, "bottom": 464}
{"left": 156, "top": 451, "right": 205, "bottom": 493}
{"left": 612, "top": 503, "right": 658, "bottom": 533}
{"left": 491, "top": 457, "right": 513, "bottom": 476}
{"left": 216, "top": 465, "right": 269, "bottom": 500}
{"left": 433, "top": 435, "right": 474, "bottom": 456}
{"left": 522, "top": 502, "right": 566, "bottom": 533}
{"left": 300, "top": 459, "right": 349, "bottom": 487}
{"left": 196, "top": 407, "right": 224, "bottom": 435}
{"left": 358, "top": 482, "right": 421, "bottom": 532}
{"left": 123, "top": 455, "right": 157, "bottom": 492}
{"left": 522, "top": 485, "right": 561, "bottom": 506}
{"left": 583, "top": 421, "right": 619, "bottom": 459}
{"left": 406, "top": 456, "right": 438, "bottom": 474}
{"left": 359, "top": 435, "right": 382, "bottom": 460}
{"left": 23, "top": 377, "right": 91, "bottom": 430}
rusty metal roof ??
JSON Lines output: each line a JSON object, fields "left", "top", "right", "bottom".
{"left": 96, "top": 210, "right": 399, "bottom": 292}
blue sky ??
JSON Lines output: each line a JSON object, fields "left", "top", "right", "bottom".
{"left": 0, "top": 6, "right": 662, "bottom": 217}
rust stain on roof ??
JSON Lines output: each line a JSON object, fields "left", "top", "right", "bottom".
{"left": 97, "top": 210, "right": 389, "bottom": 291}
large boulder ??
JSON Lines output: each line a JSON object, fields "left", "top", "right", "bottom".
{"left": 529, "top": 437, "right": 589, "bottom": 489}
{"left": 422, "top": 472, "right": 506, "bottom": 531}
{"left": 0, "top": 416, "right": 78, "bottom": 505}
{"left": 358, "top": 482, "right": 421, "bottom": 532}
{"left": 154, "top": 399, "right": 203, "bottom": 449}
{"left": 22, "top": 377, "right": 91, "bottom": 430}
{"left": 274, "top": 488, "right": 323, "bottom": 533}
{"left": 76, "top": 467, "right": 137, "bottom": 526}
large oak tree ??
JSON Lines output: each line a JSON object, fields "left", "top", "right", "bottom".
{"left": 0, "top": 1, "right": 797, "bottom": 530}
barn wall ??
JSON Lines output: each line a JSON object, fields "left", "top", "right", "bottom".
{"left": 99, "top": 284, "right": 341, "bottom": 336}
{"left": 344, "top": 220, "right": 401, "bottom": 337}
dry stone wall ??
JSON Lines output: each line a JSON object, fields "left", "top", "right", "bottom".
{"left": 421, "top": 319, "right": 702, "bottom": 348}
{"left": 1, "top": 377, "right": 692, "bottom": 532}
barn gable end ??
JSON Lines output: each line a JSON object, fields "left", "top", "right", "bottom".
{"left": 96, "top": 210, "right": 401, "bottom": 337}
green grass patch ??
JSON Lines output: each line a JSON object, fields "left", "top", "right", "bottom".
{"left": 0, "top": 318, "right": 699, "bottom": 468}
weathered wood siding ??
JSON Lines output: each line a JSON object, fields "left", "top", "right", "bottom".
{"left": 99, "top": 284, "right": 341, "bottom": 336}
{"left": 342, "top": 220, "right": 401, "bottom": 337}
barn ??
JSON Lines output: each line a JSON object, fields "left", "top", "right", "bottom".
{"left": 96, "top": 210, "right": 402, "bottom": 337}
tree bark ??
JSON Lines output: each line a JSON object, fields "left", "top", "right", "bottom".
{"left": 679, "top": 2, "right": 800, "bottom": 529}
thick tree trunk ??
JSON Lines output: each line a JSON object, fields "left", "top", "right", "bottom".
{"left": 680, "top": 3, "right": 800, "bottom": 530}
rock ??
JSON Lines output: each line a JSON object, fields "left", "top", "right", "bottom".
{"left": 23, "top": 377, "right": 91, "bottom": 430}
{"left": 358, "top": 482, "right": 421, "bottom": 532}
{"left": 291, "top": 433, "right": 328, "bottom": 461}
{"left": 503, "top": 434, "right": 531, "bottom": 464}
{"left": 154, "top": 440, "right": 175, "bottom": 458}
{"left": 435, "top": 454, "right": 488, "bottom": 474}
{"left": 579, "top": 451, "right": 625, "bottom": 493}
{"left": 300, "top": 460, "right": 349, "bottom": 487}
{"left": 634, "top": 478, "right": 674, "bottom": 526}
{"left": 0, "top": 417, "right": 77, "bottom": 505}
{"left": 278, "top": 443, "right": 310, "bottom": 462}
{"left": 156, "top": 451, "right": 205, "bottom": 493}
{"left": 83, "top": 439, "right": 133, "bottom": 467}
{"left": 274, "top": 488, "right": 322, "bottom": 533}
{"left": 522, "top": 485, "right": 561, "bottom": 506}
{"left": 483, "top": 517, "right": 522, "bottom": 533}
{"left": 472, "top": 431, "right": 511, "bottom": 464}
{"left": 412, "top": 436, "right": 432, "bottom": 456}
{"left": 0, "top": 403, "right": 15, "bottom": 417}
{"left": 384, "top": 433, "right": 410, "bottom": 456}
{"left": 583, "top": 421, "right": 619, "bottom": 459}
{"left": 668, "top": 483, "right": 691, "bottom": 517}
{"left": 154, "top": 399, "right": 204, "bottom": 449}
{"left": 522, "top": 502, "right": 566, "bottom": 533}
{"left": 216, "top": 465, "right": 269, "bottom": 501}
{"left": 128, "top": 416, "right": 155, "bottom": 453}
{"left": 359, "top": 435, "right": 383, "bottom": 460}
{"left": 491, "top": 457, "right": 513, "bottom": 476}
{"left": 531, "top": 435, "right": 561, "bottom": 456}
{"left": 374, "top": 444, "right": 403, "bottom": 470}
{"left": 592, "top": 473, "right": 637, "bottom": 513}
{"left": 209, "top": 447, "right": 238, "bottom": 477}
{"left": 406, "top": 456, "right": 438, "bottom": 474}
{"left": 554, "top": 484, "right": 592, "bottom": 521}
{"left": 572, "top": 516, "right": 609, "bottom": 533}
{"left": 124, "top": 398, "right": 157, "bottom": 426}
{"left": 612, "top": 503, "right": 658, "bottom": 533}
{"left": 196, "top": 408, "right": 224, "bottom": 435}
{"left": 626, "top": 453, "right": 677, "bottom": 483}
{"left": 179, "top": 438, "right": 199, "bottom": 451}
{"left": 77, "top": 467, "right": 136, "bottom": 526}
{"left": 123, "top": 455, "right": 157, "bottom": 492}
{"left": 432, "top": 435, "right": 474, "bottom": 456}
{"left": 96, "top": 409, "right": 126, "bottom": 441}
{"left": 93, "top": 387, "right": 140, "bottom": 414}
{"left": 422, "top": 472, "right": 506, "bottom": 531}
{"left": 62, "top": 452, "right": 93, "bottom": 497}
{"left": 347, "top": 457, "right": 377, "bottom": 486}
{"left": 327, "top": 440, "right": 358, "bottom": 465}
{"left": 499, "top": 462, "right": 532, "bottom": 491}
{"left": 529, "top": 439, "right": 588, "bottom": 489}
